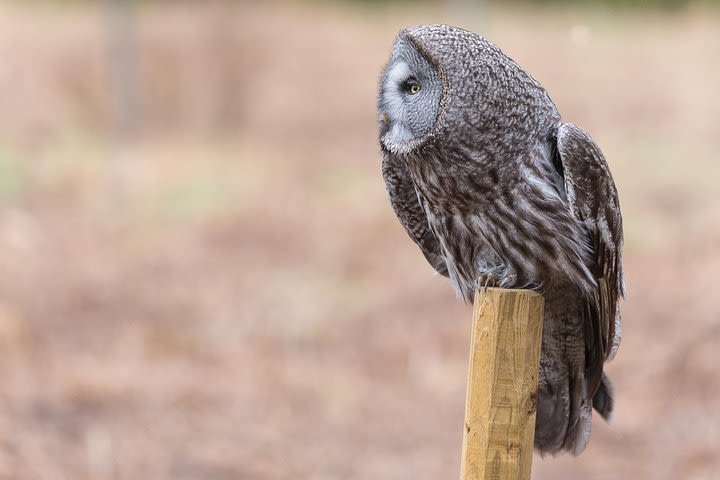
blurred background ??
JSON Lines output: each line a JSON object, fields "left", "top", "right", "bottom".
{"left": 0, "top": 0, "right": 719, "bottom": 478}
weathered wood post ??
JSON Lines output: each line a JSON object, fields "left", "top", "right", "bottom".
{"left": 460, "top": 288, "right": 545, "bottom": 480}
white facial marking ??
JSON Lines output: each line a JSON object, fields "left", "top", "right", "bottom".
{"left": 381, "top": 61, "right": 415, "bottom": 151}
{"left": 388, "top": 61, "right": 411, "bottom": 86}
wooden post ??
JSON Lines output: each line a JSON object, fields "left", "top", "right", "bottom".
{"left": 460, "top": 288, "right": 545, "bottom": 480}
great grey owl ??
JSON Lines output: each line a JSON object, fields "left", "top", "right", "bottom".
{"left": 378, "top": 25, "right": 624, "bottom": 455}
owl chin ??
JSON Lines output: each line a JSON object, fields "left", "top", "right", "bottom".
{"left": 380, "top": 121, "right": 418, "bottom": 155}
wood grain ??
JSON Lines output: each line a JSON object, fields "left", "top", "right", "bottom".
{"left": 460, "top": 288, "right": 545, "bottom": 480}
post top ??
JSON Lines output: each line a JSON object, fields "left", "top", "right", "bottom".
{"left": 476, "top": 287, "right": 543, "bottom": 298}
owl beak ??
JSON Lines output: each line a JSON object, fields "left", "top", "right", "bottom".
{"left": 379, "top": 113, "right": 389, "bottom": 124}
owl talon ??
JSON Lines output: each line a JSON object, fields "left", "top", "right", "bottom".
{"left": 474, "top": 274, "right": 497, "bottom": 291}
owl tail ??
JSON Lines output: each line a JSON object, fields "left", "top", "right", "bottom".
{"left": 592, "top": 372, "right": 615, "bottom": 420}
{"left": 562, "top": 372, "right": 615, "bottom": 455}
{"left": 561, "top": 371, "right": 593, "bottom": 455}
{"left": 536, "top": 370, "right": 614, "bottom": 455}
{"left": 535, "top": 369, "right": 589, "bottom": 455}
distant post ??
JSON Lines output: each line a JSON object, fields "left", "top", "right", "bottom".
{"left": 102, "top": 0, "right": 142, "bottom": 138}
{"left": 460, "top": 288, "right": 544, "bottom": 480}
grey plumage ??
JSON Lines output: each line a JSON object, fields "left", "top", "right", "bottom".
{"left": 378, "top": 25, "right": 624, "bottom": 455}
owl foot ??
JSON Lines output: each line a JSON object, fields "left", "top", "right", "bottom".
{"left": 474, "top": 274, "right": 498, "bottom": 291}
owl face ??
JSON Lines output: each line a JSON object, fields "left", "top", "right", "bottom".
{"left": 378, "top": 33, "right": 443, "bottom": 154}
{"left": 379, "top": 25, "right": 561, "bottom": 161}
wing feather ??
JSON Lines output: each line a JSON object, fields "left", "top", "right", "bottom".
{"left": 555, "top": 123, "right": 625, "bottom": 381}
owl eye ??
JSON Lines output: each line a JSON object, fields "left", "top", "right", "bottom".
{"left": 402, "top": 78, "right": 421, "bottom": 95}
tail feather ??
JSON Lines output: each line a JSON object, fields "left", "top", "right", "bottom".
{"left": 561, "top": 374, "right": 592, "bottom": 455}
{"left": 535, "top": 371, "right": 614, "bottom": 455}
{"left": 592, "top": 372, "right": 614, "bottom": 421}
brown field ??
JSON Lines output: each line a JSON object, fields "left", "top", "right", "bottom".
{"left": 0, "top": 2, "right": 719, "bottom": 479}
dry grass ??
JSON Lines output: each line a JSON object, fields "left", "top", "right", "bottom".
{"left": 0, "top": 2, "right": 719, "bottom": 479}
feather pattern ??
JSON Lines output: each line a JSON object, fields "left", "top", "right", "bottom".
{"left": 377, "top": 24, "right": 625, "bottom": 455}
{"left": 555, "top": 122, "right": 624, "bottom": 364}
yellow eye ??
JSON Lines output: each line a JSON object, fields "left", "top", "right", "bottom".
{"left": 409, "top": 84, "right": 421, "bottom": 95}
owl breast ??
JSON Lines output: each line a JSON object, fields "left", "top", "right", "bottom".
{"left": 406, "top": 144, "right": 594, "bottom": 303}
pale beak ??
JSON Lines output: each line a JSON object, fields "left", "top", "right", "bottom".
{"left": 379, "top": 113, "right": 389, "bottom": 124}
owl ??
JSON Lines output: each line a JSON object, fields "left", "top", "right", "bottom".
{"left": 378, "top": 25, "right": 624, "bottom": 455}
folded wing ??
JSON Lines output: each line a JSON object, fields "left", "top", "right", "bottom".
{"left": 554, "top": 123, "right": 625, "bottom": 394}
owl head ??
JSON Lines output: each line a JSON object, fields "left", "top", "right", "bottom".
{"left": 378, "top": 25, "right": 558, "bottom": 156}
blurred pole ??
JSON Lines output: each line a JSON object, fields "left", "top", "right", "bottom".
{"left": 101, "top": 0, "right": 142, "bottom": 216}
{"left": 448, "top": 0, "right": 488, "bottom": 29}
{"left": 449, "top": 0, "right": 477, "bottom": 9}
{"left": 102, "top": 0, "right": 142, "bottom": 140}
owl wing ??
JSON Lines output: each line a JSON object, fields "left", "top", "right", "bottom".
{"left": 382, "top": 152, "right": 449, "bottom": 277}
{"left": 555, "top": 123, "right": 624, "bottom": 394}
